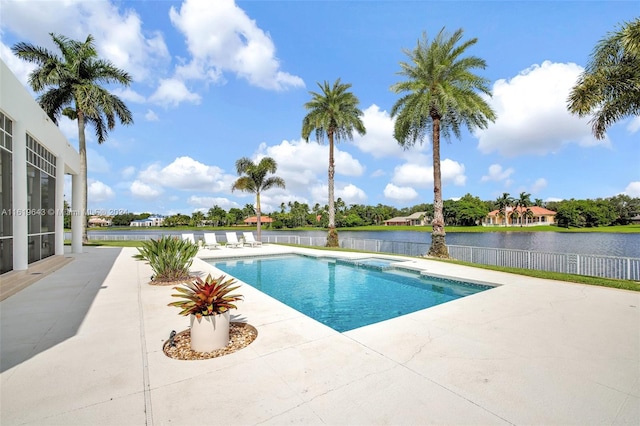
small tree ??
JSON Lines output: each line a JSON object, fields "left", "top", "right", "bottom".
{"left": 231, "top": 157, "right": 285, "bottom": 241}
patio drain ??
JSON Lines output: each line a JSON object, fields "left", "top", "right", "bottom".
{"left": 163, "top": 322, "right": 257, "bottom": 360}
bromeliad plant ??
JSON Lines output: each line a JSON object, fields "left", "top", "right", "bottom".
{"left": 168, "top": 274, "right": 243, "bottom": 318}
{"left": 133, "top": 235, "right": 199, "bottom": 283}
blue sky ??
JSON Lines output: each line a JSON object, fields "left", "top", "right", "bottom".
{"left": 1, "top": 0, "right": 639, "bottom": 216}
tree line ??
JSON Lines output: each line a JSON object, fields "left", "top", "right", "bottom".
{"left": 103, "top": 193, "right": 639, "bottom": 230}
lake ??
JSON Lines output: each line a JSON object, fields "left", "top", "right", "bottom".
{"left": 85, "top": 229, "right": 640, "bottom": 258}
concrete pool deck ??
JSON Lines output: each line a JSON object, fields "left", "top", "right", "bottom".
{"left": 1, "top": 244, "right": 638, "bottom": 425}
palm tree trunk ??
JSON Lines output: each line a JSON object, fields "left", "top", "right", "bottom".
{"left": 255, "top": 192, "right": 262, "bottom": 241}
{"left": 326, "top": 132, "right": 338, "bottom": 247}
{"left": 78, "top": 111, "right": 88, "bottom": 244}
{"left": 428, "top": 116, "right": 448, "bottom": 258}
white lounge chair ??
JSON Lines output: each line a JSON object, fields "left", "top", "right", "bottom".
{"left": 181, "top": 233, "right": 196, "bottom": 244}
{"left": 203, "top": 233, "right": 221, "bottom": 249}
{"left": 225, "top": 232, "right": 243, "bottom": 248}
{"left": 243, "top": 232, "right": 262, "bottom": 247}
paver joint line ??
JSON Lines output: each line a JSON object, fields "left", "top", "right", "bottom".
{"left": 137, "top": 259, "right": 154, "bottom": 426}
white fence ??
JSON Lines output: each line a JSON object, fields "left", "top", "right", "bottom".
{"left": 257, "top": 235, "right": 640, "bottom": 281}
{"left": 70, "top": 233, "right": 640, "bottom": 281}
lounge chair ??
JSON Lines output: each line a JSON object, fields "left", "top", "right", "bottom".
{"left": 203, "top": 233, "right": 221, "bottom": 249}
{"left": 225, "top": 232, "right": 243, "bottom": 248}
{"left": 181, "top": 233, "right": 196, "bottom": 244}
{"left": 242, "top": 232, "right": 262, "bottom": 247}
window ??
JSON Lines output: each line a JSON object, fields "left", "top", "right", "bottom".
{"left": 0, "top": 111, "right": 13, "bottom": 273}
{"left": 26, "top": 134, "right": 56, "bottom": 263}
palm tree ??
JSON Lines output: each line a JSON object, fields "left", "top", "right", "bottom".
{"left": 495, "top": 192, "right": 514, "bottom": 226}
{"left": 302, "top": 78, "right": 366, "bottom": 247}
{"left": 231, "top": 157, "right": 285, "bottom": 241}
{"left": 390, "top": 28, "right": 496, "bottom": 257}
{"left": 12, "top": 33, "right": 133, "bottom": 243}
{"left": 515, "top": 191, "right": 532, "bottom": 226}
{"left": 568, "top": 18, "right": 640, "bottom": 139}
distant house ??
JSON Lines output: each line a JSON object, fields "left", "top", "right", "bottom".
{"left": 88, "top": 216, "right": 112, "bottom": 227}
{"left": 483, "top": 206, "right": 556, "bottom": 226}
{"left": 130, "top": 215, "right": 164, "bottom": 227}
{"left": 243, "top": 216, "right": 273, "bottom": 225}
{"left": 630, "top": 215, "right": 640, "bottom": 224}
{"left": 384, "top": 212, "right": 429, "bottom": 226}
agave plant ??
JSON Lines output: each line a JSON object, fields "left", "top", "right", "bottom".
{"left": 169, "top": 274, "right": 243, "bottom": 318}
{"left": 132, "top": 235, "right": 199, "bottom": 282}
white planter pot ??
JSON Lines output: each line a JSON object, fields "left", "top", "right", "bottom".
{"left": 189, "top": 311, "right": 230, "bottom": 352}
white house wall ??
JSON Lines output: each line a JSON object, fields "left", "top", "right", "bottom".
{"left": 1, "top": 59, "right": 82, "bottom": 272}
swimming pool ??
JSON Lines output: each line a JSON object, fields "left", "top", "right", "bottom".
{"left": 209, "top": 254, "right": 494, "bottom": 332}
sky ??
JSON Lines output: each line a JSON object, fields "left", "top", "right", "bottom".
{"left": 1, "top": 0, "right": 639, "bottom": 217}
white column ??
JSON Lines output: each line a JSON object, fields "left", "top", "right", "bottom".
{"left": 71, "top": 173, "right": 83, "bottom": 254}
{"left": 12, "top": 120, "right": 28, "bottom": 270}
{"left": 54, "top": 156, "right": 64, "bottom": 255}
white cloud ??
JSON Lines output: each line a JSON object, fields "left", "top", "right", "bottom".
{"left": 112, "top": 87, "right": 146, "bottom": 104}
{"left": 625, "top": 181, "right": 640, "bottom": 197}
{"left": 149, "top": 78, "right": 201, "bottom": 107}
{"left": 392, "top": 158, "right": 466, "bottom": 188}
{"left": 0, "top": 42, "right": 36, "bottom": 86}
{"left": 383, "top": 184, "right": 419, "bottom": 202}
{"left": 168, "top": 0, "right": 303, "bottom": 90}
{"left": 258, "top": 139, "right": 364, "bottom": 197}
{"left": 353, "top": 104, "right": 421, "bottom": 159}
{"left": 1, "top": 0, "right": 169, "bottom": 81}
{"left": 336, "top": 184, "right": 367, "bottom": 205}
{"left": 88, "top": 180, "right": 115, "bottom": 203}
{"left": 187, "top": 195, "right": 238, "bottom": 210}
{"left": 530, "top": 178, "right": 548, "bottom": 193}
{"left": 144, "top": 110, "right": 159, "bottom": 122}
{"left": 370, "top": 169, "right": 386, "bottom": 178}
{"left": 477, "top": 61, "right": 608, "bottom": 157}
{"left": 130, "top": 180, "right": 163, "bottom": 199}
{"left": 137, "top": 156, "right": 234, "bottom": 192}
{"left": 627, "top": 117, "right": 640, "bottom": 134}
{"left": 481, "top": 164, "right": 515, "bottom": 182}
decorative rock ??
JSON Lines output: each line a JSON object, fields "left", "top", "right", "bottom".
{"left": 163, "top": 322, "right": 258, "bottom": 360}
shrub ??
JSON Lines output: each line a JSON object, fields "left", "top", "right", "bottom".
{"left": 168, "top": 274, "right": 242, "bottom": 318}
{"left": 133, "top": 235, "right": 199, "bottom": 283}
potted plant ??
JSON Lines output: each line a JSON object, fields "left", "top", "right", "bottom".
{"left": 168, "top": 274, "right": 243, "bottom": 352}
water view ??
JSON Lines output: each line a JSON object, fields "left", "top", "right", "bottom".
{"left": 85, "top": 229, "right": 640, "bottom": 258}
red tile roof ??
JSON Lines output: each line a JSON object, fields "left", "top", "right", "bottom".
{"left": 243, "top": 216, "right": 273, "bottom": 224}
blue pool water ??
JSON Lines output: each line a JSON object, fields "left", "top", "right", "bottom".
{"left": 210, "top": 255, "right": 493, "bottom": 332}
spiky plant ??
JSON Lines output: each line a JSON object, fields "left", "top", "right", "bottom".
{"left": 132, "top": 235, "right": 199, "bottom": 283}
{"left": 168, "top": 274, "right": 243, "bottom": 318}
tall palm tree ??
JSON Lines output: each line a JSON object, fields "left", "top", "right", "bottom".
{"left": 390, "top": 28, "right": 496, "bottom": 257}
{"left": 302, "top": 78, "right": 366, "bottom": 247}
{"left": 515, "top": 191, "right": 532, "bottom": 226}
{"left": 495, "top": 192, "right": 514, "bottom": 226}
{"left": 12, "top": 33, "right": 133, "bottom": 243}
{"left": 568, "top": 18, "right": 640, "bottom": 139}
{"left": 231, "top": 157, "right": 285, "bottom": 241}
